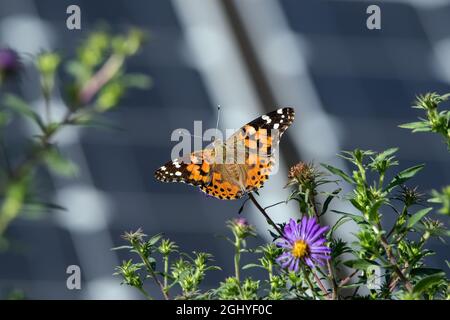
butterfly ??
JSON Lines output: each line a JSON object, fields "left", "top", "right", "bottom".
{"left": 155, "top": 107, "right": 295, "bottom": 200}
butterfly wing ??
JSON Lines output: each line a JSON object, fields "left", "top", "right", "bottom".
{"left": 155, "top": 107, "right": 295, "bottom": 200}
{"left": 154, "top": 150, "right": 213, "bottom": 186}
{"left": 227, "top": 107, "right": 295, "bottom": 156}
{"left": 199, "top": 107, "right": 295, "bottom": 199}
{"left": 225, "top": 107, "right": 295, "bottom": 192}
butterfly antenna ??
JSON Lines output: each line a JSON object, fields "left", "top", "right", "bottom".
{"left": 215, "top": 105, "right": 221, "bottom": 137}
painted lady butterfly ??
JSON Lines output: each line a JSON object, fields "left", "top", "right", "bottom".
{"left": 155, "top": 108, "right": 295, "bottom": 200}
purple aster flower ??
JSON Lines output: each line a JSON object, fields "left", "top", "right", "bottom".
{"left": 0, "top": 48, "right": 21, "bottom": 78}
{"left": 276, "top": 217, "right": 331, "bottom": 272}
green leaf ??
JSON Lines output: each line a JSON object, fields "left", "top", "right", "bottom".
{"left": 384, "top": 164, "right": 425, "bottom": 193}
{"left": 344, "top": 259, "right": 379, "bottom": 269}
{"left": 320, "top": 188, "right": 341, "bottom": 216}
{"left": 349, "top": 198, "right": 364, "bottom": 212}
{"left": 111, "top": 245, "right": 133, "bottom": 251}
{"left": 66, "top": 61, "right": 91, "bottom": 82}
{"left": 373, "top": 148, "right": 398, "bottom": 161}
{"left": 331, "top": 210, "right": 366, "bottom": 224}
{"left": 410, "top": 267, "right": 444, "bottom": 277}
{"left": 407, "top": 207, "right": 432, "bottom": 229}
{"left": 27, "top": 200, "right": 66, "bottom": 211}
{"left": 122, "top": 73, "right": 152, "bottom": 89}
{"left": 321, "top": 163, "right": 354, "bottom": 184}
{"left": 368, "top": 199, "right": 385, "bottom": 222}
{"left": 43, "top": 147, "right": 78, "bottom": 177}
{"left": 413, "top": 272, "right": 447, "bottom": 294}
{"left": 328, "top": 215, "right": 352, "bottom": 237}
{"left": 242, "top": 263, "right": 265, "bottom": 270}
{"left": 147, "top": 233, "right": 163, "bottom": 246}
{"left": 3, "top": 94, "right": 45, "bottom": 131}
{"left": 399, "top": 121, "right": 431, "bottom": 132}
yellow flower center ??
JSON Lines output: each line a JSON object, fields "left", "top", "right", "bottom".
{"left": 292, "top": 240, "right": 308, "bottom": 259}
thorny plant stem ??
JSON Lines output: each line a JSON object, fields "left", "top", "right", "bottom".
{"left": 248, "top": 193, "right": 283, "bottom": 236}
{"left": 339, "top": 270, "right": 359, "bottom": 287}
{"left": 309, "top": 193, "right": 338, "bottom": 300}
{"left": 377, "top": 224, "right": 413, "bottom": 293}
{"left": 311, "top": 268, "right": 330, "bottom": 299}
{"left": 79, "top": 54, "right": 124, "bottom": 104}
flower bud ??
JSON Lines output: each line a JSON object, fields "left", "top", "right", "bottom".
{"left": 0, "top": 48, "right": 21, "bottom": 81}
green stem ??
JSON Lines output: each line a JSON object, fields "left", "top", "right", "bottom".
{"left": 44, "top": 94, "right": 51, "bottom": 124}
{"left": 137, "top": 249, "right": 170, "bottom": 300}
{"left": 233, "top": 236, "right": 245, "bottom": 299}
{"left": 268, "top": 261, "right": 273, "bottom": 282}
{"left": 234, "top": 239, "right": 241, "bottom": 282}
{"left": 303, "top": 267, "right": 317, "bottom": 299}
{"left": 163, "top": 255, "right": 169, "bottom": 290}
{"left": 378, "top": 172, "right": 385, "bottom": 189}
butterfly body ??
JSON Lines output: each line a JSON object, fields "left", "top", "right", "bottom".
{"left": 155, "top": 108, "right": 295, "bottom": 200}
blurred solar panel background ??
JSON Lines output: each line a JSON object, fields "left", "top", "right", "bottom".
{"left": 0, "top": 0, "right": 449, "bottom": 299}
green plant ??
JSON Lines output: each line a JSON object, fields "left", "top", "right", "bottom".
{"left": 0, "top": 28, "right": 150, "bottom": 241}
{"left": 115, "top": 92, "right": 449, "bottom": 300}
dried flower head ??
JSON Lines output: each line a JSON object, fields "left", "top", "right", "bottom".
{"left": 397, "top": 185, "right": 424, "bottom": 207}
{"left": 286, "top": 162, "right": 322, "bottom": 188}
{"left": 122, "top": 228, "right": 146, "bottom": 244}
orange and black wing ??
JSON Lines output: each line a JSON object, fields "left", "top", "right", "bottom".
{"left": 226, "top": 107, "right": 295, "bottom": 193}
{"left": 154, "top": 152, "right": 212, "bottom": 187}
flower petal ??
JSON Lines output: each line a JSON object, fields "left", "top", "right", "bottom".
{"left": 300, "top": 216, "right": 308, "bottom": 238}
{"left": 305, "top": 217, "right": 317, "bottom": 238}
{"left": 310, "top": 238, "right": 327, "bottom": 247}
{"left": 288, "top": 257, "right": 298, "bottom": 271}
{"left": 308, "top": 226, "right": 329, "bottom": 243}
{"left": 276, "top": 239, "right": 293, "bottom": 249}
{"left": 310, "top": 246, "right": 331, "bottom": 254}
{"left": 305, "top": 257, "right": 315, "bottom": 268}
